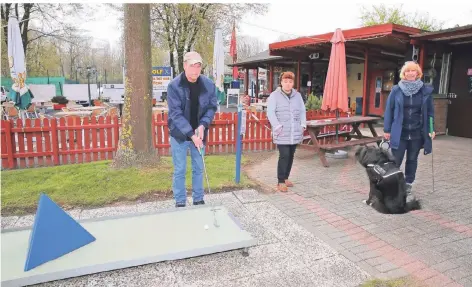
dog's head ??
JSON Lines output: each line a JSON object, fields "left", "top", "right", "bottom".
{"left": 355, "top": 146, "right": 396, "bottom": 168}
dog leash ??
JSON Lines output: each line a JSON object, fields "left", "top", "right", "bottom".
{"left": 380, "top": 135, "right": 435, "bottom": 194}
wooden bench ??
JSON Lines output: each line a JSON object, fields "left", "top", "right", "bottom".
{"left": 320, "top": 136, "right": 383, "bottom": 151}
{"left": 302, "top": 130, "right": 352, "bottom": 144}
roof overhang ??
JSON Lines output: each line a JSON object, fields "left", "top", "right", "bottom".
{"left": 410, "top": 24, "right": 472, "bottom": 46}
{"left": 269, "top": 23, "right": 422, "bottom": 64}
{"left": 270, "top": 23, "right": 419, "bottom": 50}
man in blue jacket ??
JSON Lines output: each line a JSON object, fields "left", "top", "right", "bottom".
{"left": 167, "top": 51, "right": 218, "bottom": 207}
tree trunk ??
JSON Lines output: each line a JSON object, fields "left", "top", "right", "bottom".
{"left": 177, "top": 47, "right": 185, "bottom": 76}
{"left": 169, "top": 50, "right": 176, "bottom": 77}
{"left": 20, "top": 3, "right": 32, "bottom": 55}
{"left": 111, "top": 4, "right": 158, "bottom": 169}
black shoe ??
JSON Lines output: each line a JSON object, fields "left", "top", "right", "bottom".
{"left": 193, "top": 200, "right": 205, "bottom": 206}
{"left": 175, "top": 202, "right": 186, "bottom": 208}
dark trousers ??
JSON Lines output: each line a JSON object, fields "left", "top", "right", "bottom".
{"left": 391, "top": 139, "right": 422, "bottom": 184}
{"left": 277, "top": 144, "right": 297, "bottom": 184}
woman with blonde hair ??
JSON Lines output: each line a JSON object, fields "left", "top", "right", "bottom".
{"left": 383, "top": 61, "right": 435, "bottom": 202}
{"left": 267, "top": 71, "right": 307, "bottom": 192}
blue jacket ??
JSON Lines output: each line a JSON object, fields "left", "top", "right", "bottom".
{"left": 383, "top": 84, "right": 435, "bottom": 155}
{"left": 167, "top": 73, "right": 218, "bottom": 143}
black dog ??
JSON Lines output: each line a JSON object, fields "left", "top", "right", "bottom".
{"left": 355, "top": 146, "right": 421, "bottom": 214}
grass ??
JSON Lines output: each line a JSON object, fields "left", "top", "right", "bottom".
{"left": 1, "top": 154, "right": 262, "bottom": 216}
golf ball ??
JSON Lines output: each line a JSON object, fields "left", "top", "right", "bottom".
{"left": 204, "top": 224, "right": 209, "bottom": 230}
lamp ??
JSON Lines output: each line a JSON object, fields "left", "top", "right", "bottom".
{"left": 77, "top": 66, "right": 98, "bottom": 106}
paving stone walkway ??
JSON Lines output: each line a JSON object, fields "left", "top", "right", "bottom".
{"left": 247, "top": 132, "right": 472, "bottom": 287}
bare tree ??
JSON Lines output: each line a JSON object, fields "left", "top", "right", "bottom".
{"left": 112, "top": 3, "right": 158, "bottom": 169}
{"left": 359, "top": 4, "right": 444, "bottom": 31}
{"left": 1, "top": 3, "right": 92, "bottom": 54}
{"left": 276, "top": 34, "right": 298, "bottom": 42}
{"left": 150, "top": 3, "right": 269, "bottom": 74}
{"left": 236, "top": 35, "right": 267, "bottom": 61}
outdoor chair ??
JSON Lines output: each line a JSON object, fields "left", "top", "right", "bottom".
{"left": 5, "top": 106, "right": 19, "bottom": 120}
{"left": 26, "top": 104, "right": 39, "bottom": 119}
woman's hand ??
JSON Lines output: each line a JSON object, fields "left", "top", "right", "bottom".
{"left": 429, "top": 131, "right": 436, "bottom": 140}
{"left": 274, "top": 125, "right": 283, "bottom": 135}
{"left": 384, "top": 133, "right": 390, "bottom": 140}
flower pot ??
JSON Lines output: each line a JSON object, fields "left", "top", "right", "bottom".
{"left": 53, "top": 104, "right": 66, "bottom": 110}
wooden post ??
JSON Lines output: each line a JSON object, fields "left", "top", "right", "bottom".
{"left": 50, "top": 118, "right": 60, "bottom": 165}
{"left": 255, "top": 67, "right": 259, "bottom": 103}
{"left": 362, "top": 49, "right": 369, "bottom": 117}
{"left": 4, "top": 120, "right": 15, "bottom": 169}
{"left": 308, "top": 63, "right": 313, "bottom": 95}
{"left": 269, "top": 65, "right": 274, "bottom": 92}
{"left": 245, "top": 68, "right": 249, "bottom": 96}
{"left": 419, "top": 43, "right": 426, "bottom": 71}
{"left": 297, "top": 60, "right": 301, "bottom": 89}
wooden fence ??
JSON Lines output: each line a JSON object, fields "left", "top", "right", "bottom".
{"left": 1, "top": 110, "right": 349, "bottom": 169}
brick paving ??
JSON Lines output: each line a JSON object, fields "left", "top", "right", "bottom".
{"left": 247, "top": 132, "right": 472, "bottom": 287}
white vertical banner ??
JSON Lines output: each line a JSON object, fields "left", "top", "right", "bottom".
{"left": 8, "top": 17, "right": 28, "bottom": 95}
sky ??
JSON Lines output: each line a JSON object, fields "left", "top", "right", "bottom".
{"left": 81, "top": 1, "right": 472, "bottom": 49}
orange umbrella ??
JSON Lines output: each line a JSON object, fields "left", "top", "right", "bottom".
{"left": 321, "top": 28, "right": 349, "bottom": 114}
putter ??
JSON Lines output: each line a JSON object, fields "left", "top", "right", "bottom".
{"left": 429, "top": 117, "right": 435, "bottom": 194}
{"left": 196, "top": 129, "right": 220, "bottom": 228}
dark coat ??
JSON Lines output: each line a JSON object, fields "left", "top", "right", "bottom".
{"left": 167, "top": 73, "right": 218, "bottom": 143}
{"left": 383, "top": 84, "right": 435, "bottom": 155}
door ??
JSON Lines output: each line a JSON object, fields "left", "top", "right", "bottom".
{"left": 368, "top": 71, "right": 384, "bottom": 116}
{"left": 447, "top": 94, "right": 472, "bottom": 138}
{"left": 447, "top": 45, "right": 472, "bottom": 138}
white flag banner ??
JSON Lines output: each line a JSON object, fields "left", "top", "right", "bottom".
{"left": 212, "top": 27, "right": 225, "bottom": 93}
{"left": 8, "top": 17, "right": 29, "bottom": 96}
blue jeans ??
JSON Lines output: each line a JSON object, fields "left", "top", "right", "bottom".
{"left": 391, "top": 139, "right": 422, "bottom": 184}
{"left": 170, "top": 136, "right": 205, "bottom": 205}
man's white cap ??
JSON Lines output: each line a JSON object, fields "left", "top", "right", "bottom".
{"left": 184, "top": 51, "right": 203, "bottom": 65}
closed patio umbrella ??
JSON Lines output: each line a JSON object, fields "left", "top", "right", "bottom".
{"left": 8, "top": 16, "right": 33, "bottom": 112}
{"left": 321, "top": 28, "right": 349, "bottom": 157}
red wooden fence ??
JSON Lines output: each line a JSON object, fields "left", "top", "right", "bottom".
{"left": 1, "top": 110, "right": 349, "bottom": 169}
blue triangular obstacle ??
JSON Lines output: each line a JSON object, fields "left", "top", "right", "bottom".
{"left": 24, "top": 193, "right": 96, "bottom": 271}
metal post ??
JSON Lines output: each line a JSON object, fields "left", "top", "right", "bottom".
{"left": 87, "top": 76, "right": 92, "bottom": 106}
{"left": 235, "top": 103, "right": 243, "bottom": 184}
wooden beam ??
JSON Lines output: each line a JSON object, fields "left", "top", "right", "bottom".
{"left": 419, "top": 43, "right": 425, "bottom": 71}
{"left": 269, "top": 65, "right": 274, "bottom": 92}
{"left": 297, "top": 60, "right": 301, "bottom": 90}
{"left": 362, "top": 49, "right": 369, "bottom": 117}
{"left": 255, "top": 67, "right": 259, "bottom": 102}
{"left": 308, "top": 64, "right": 313, "bottom": 95}
{"left": 269, "top": 49, "right": 308, "bottom": 60}
{"left": 347, "top": 41, "right": 407, "bottom": 56}
{"left": 245, "top": 69, "right": 249, "bottom": 95}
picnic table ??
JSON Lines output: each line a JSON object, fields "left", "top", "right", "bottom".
{"left": 304, "top": 116, "right": 383, "bottom": 167}
{"left": 71, "top": 106, "right": 106, "bottom": 111}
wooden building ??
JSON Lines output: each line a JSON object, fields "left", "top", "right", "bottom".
{"left": 231, "top": 23, "right": 472, "bottom": 138}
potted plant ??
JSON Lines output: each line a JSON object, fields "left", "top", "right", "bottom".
{"left": 51, "top": 96, "right": 69, "bottom": 110}
{"left": 305, "top": 93, "right": 322, "bottom": 111}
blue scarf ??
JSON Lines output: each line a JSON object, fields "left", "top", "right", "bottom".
{"left": 398, "top": 79, "right": 424, "bottom": 97}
